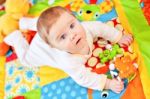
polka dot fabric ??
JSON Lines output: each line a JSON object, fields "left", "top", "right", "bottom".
{"left": 4, "top": 59, "right": 40, "bottom": 99}
{"left": 41, "top": 77, "right": 127, "bottom": 99}
{"left": 42, "top": 77, "right": 88, "bottom": 99}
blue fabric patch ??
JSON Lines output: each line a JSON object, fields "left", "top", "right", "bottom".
{"left": 41, "top": 77, "right": 127, "bottom": 99}
{"left": 97, "top": 8, "right": 117, "bottom": 22}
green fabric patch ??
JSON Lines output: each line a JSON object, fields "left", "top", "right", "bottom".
{"left": 10, "top": 88, "right": 41, "bottom": 99}
{"left": 120, "top": 0, "right": 150, "bottom": 76}
{"left": 23, "top": 88, "right": 41, "bottom": 99}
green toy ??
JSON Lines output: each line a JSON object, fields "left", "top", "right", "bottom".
{"left": 70, "top": 0, "right": 114, "bottom": 21}
{"left": 76, "top": 4, "right": 100, "bottom": 21}
{"left": 99, "top": 44, "right": 123, "bottom": 64}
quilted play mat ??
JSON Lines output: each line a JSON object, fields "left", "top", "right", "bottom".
{"left": 0, "top": 0, "right": 150, "bottom": 99}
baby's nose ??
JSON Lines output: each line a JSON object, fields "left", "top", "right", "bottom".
{"left": 70, "top": 34, "right": 77, "bottom": 41}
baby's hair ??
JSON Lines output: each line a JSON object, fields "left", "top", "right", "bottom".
{"left": 37, "top": 6, "right": 73, "bottom": 44}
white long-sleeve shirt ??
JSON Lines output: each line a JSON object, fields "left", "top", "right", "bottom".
{"left": 4, "top": 18, "right": 122, "bottom": 91}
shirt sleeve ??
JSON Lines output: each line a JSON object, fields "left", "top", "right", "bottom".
{"left": 81, "top": 21, "right": 122, "bottom": 43}
{"left": 4, "top": 30, "right": 59, "bottom": 67}
{"left": 59, "top": 57, "right": 107, "bottom": 91}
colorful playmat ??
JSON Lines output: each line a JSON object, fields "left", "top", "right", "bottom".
{"left": 0, "top": 0, "right": 150, "bottom": 99}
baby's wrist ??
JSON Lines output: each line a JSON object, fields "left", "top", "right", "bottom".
{"left": 104, "top": 78, "right": 111, "bottom": 90}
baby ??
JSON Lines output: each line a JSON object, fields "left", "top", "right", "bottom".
{"left": 4, "top": 6, "right": 133, "bottom": 93}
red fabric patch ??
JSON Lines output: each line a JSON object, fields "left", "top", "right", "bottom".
{"left": 13, "top": 96, "right": 25, "bottom": 99}
{"left": 142, "top": 0, "right": 150, "bottom": 25}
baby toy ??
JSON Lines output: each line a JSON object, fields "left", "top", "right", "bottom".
{"left": 114, "top": 55, "right": 138, "bottom": 82}
{"left": 0, "top": 0, "right": 30, "bottom": 56}
{"left": 99, "top": 44, "right": 123, "bottom": 64}
{"left": 70, "top": 0, "right": 114, "bottom": 21}
{"left": 109, "top": 63, "right": 121, "bottom": 81}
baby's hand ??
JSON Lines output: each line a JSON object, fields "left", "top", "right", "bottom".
{"left": 118, "top": 34, "right": 133, "bottom": 47}
{"left": 105, "top": 78, "right": 124, "bottom": 93}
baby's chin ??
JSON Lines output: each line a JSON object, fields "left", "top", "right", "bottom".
{"left": 78, "top": 44, "right": 90, "bottom": 55}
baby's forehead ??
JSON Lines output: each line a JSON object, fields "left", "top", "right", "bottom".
{"left": 50, "top": 12, "right": 75, "bottom": 30}
{"left": 48, "top": 13, "right": 73, "bottom": 35}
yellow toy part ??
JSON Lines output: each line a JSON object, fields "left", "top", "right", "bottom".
{"left": 70, "top": 0, "right": 85, "bottom": 12}
{"left": 99, "top": 0, "right": 114, "bottom": 14}
{"left": 0, "top": 0, "right": 30, "bottom": 56}
{"left": 0, "top": 15, "right": 19, "bottom": 36}
{"left": 5, "top": 0, "right": 29, "bottom": 20}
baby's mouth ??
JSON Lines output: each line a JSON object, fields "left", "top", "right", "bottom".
{"left": 76, "top": 38, "right": 81, "bottom": 45}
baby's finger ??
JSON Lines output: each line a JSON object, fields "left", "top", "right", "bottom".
{"left": 117, "top": 84, "right": 124, "bottom": 90}
{"left": 115, "top": 89, "right": 122, "bottom": 94}
{"left": 127, "top": 35, "right": 133, "bottom": 42}
{"left": 121, "top": 42, "right": 129, "bottom": 47}
{"left": 127, "top": 37, "right": 133, "bottom": 43}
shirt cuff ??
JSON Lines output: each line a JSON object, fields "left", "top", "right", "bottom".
{"left": 4, "top": 30, "right": 23, "bottom": 46}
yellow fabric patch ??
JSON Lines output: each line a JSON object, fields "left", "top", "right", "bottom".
{"left": 4, "top": 59, "right": 40, "bottom": 99}
{"left": 0, "top": 56, "right": 5, "bottom": 99}
{"left": 39, "top": 66, "right": 68, "bottom": 86}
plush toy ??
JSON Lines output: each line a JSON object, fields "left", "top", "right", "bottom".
{"left": 0, "top": 0, "right": 30, "bottom": 56}
{"left": 99, "top": 44, "right": 123, "bottom": 64}
{"left": 114, "top": 55, "right": 138, "bottom": 82}
{"left": 70, "top": 0, "right": 114, "bottom": 21}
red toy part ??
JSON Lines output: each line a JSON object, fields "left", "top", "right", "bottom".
{"left": 92, "top": 64, "right": 109, "bottom": 74}
{"left": 22, "top": 30, "right": 36, "bottom": 44}
{"left": 13, "top": 96, "right": 25, "bottom": 99}
{"left": 90, "top": 0, "right": 97, "bottom": 4}
{"left": 142, "top": 0, "right": 150, "bottom": 25}
{"left": 0, "top": 41, "right": 10, "bottom": 56}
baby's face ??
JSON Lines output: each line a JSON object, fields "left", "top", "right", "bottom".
{"left": 48, "top": 12, "right": 89, "bottom": 55}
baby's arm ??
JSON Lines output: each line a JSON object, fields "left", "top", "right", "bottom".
{"left": 60, "top": 58, "right": 124, "bottom": 92}
{"left": 82, "top": 21, "right": 122, "bottom": 43}
{"left": 82, "top": 21, "right": 133, "bottom": 46}
{"left": 62, "top": 60, "right": 107, "bottom": 91}
{"left": 4, "top": 30, "right": 58, "bottom": 67}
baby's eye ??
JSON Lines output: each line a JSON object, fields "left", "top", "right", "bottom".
{"left": 70, "top": 23, "right": 74, "bottom": 29}
{"left": 60, "top": 34, "right": 66, "bottom": 40}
